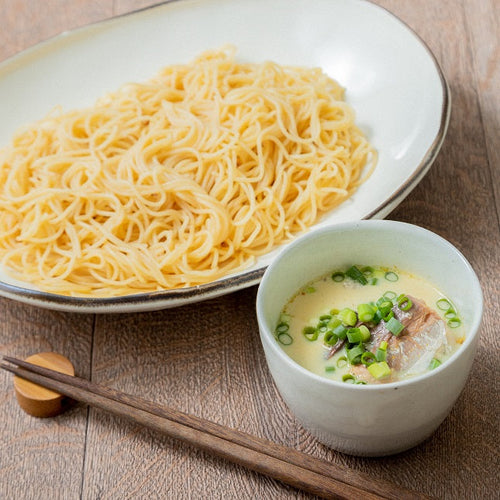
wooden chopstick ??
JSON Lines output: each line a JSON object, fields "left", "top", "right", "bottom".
{"left": 2, "top": 356, "right": 429, "bottom": 500}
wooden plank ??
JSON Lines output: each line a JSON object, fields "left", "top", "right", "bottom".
{"left": 0, "top": 1, "right": 113, "bottom": 61}
{"left": 369, "top": 2, "right": 500, "bottom": 498}
{"left": 463, "top": 0, "right": 500, "bottom": 216}
{"left": 0, "top": 2, "right": 109, "bottom": 499}
{"left": 0, "top": 300, "right": 94, "bottom": 499}
{"left": 81, "top": 288, "right": 301, "bottom": 498}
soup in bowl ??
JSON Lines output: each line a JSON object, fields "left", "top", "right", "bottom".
{"left": 256, "top": 220, "right": 483, "bottom": 456}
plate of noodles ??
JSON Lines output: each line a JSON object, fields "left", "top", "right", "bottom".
{"left": 0, "top": 0, "right": 449, "bottom": 312}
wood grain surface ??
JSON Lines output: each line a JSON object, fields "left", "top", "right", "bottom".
{"left": 0, "top": 1, "right": 498, "bottom": 499}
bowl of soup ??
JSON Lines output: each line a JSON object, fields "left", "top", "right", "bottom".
{"left": 256, "top": 220, "right": 483, "bottom": 456}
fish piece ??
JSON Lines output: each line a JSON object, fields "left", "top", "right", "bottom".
{"left": 351, "top": 296, "right": 447, "bottom": 382}
{"left": 325, "top": 338, "right": 345, "bottom": 359}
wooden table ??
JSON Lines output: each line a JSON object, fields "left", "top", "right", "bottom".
{"left": 0, "top": 1, "right": 498, "bottom": 498}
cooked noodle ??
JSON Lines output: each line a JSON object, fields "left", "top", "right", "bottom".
{"left": 0, "top": 47, "right": 376, "bottom": 297}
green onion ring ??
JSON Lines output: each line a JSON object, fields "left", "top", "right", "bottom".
{"left": 336, "top": 356, "right": 348, "bottom": 368}
{"left": 331, "top": 272, "right": 345, "bottom": 282}
{"left": 397, "top": 294, "right": 412, "bottom": 311}
{"left": 447, "top": 317, "right": 462, "bottom": 328}
{"left": 361, "top": 266, "right": 374, "bottom": 276}
{"left": 386, "top": 317, "right": 404, "bottom": 336}
{"left": 342, "top": 374, "right": 356, "bottom": 383}
{"left": 324, "top": 331, "right": 339, "bottom": 346}
{"left": 347, "top": 343, "right": 365, "bottom": 364}
{"left": 302, "top": 326, "right": 319, "bottom": 341}
{"left": 445, "top": 309, "right": 457, "bottom": 319}
{"left": 361, "top": 351, "right": 376, "bottom": 366}
{"left": 437, "top": 298, "right": 452, "bottom": 311}
{"left": 383, "top": 310, "right": 395, "bottom": 322}
{"left": 276, "top": 322, "right": 289, "bottom": 333}
{"left": 277, "top": 332, "right": 293, "bottom": 345}
{"left": 384, "top": 272, "right": 399, "bottom": 282}
{"left": 375, "top": 347, "right": 387, "bottom": 362}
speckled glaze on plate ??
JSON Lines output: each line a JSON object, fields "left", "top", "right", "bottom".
{"left": 0, "top": 0, "right": 450, "bottom": 312}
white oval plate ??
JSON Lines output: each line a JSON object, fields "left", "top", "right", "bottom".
{"left": 0, "top": 0, "right": 450, "bottom": 313}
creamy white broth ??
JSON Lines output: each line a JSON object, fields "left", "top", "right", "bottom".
{"left": 276, "top": 266, "right": 465, "bottom": 384}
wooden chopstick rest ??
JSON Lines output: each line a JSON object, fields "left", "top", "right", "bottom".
{"left": 13, "top": 352, "right": 75, "bottom": 417}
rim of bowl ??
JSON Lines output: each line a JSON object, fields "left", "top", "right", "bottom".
{"left": 256, "top": 220, "right": 484, "bottom": 390}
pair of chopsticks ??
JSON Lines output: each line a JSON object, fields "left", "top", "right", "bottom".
{"left": 2, "top": 356, "right": 428, "bottom": 500}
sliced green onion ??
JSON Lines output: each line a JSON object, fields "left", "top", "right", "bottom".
{"left": 355, "top": 380, "right": 367, "bottom": 385}
{"left": 277, "top": 332, "right": 293, "bottom": 345}
{"left": 342, "top": 374, "right": 356, "bottom": 383}
{"left": 375, "top": 340, "right": 388, "bottom": 361}
{"left": 445, "top": 309, "right": 457, "bottom": 319}
{"left": 325, "top": 366, "right": 336, "bottom": 373}
{"left": 372, "top": 309, "right": 383, "bottom": 324}
{"left": 377, "top": 300, "right": 393, "bottom": 317}
{"left": 347, "top": 325, "right": 370, "bottom": 344}
{"left": 324, "top": 331, "right": 339, "bottom": 346}
{"left": 361, "top": 351, "right": 376, "bottom": 366}
{"left": 436, "top": 298, "right": 452, "bottom": 311}
{"left": 384, "top": 271, "right": 399, "bottom": 282}
{"left": 329, "top": 308, "right": 340, "bottom": 315}
{"left": 327, "top": 317, "right": 342, "bottom": 330}
{"left": 347, "top": 343, "right": 365, "bottom": 364}
{"left": 302, "top": 326, "right": 319, "bottom": 341}
{"left": 370, "top": 278, "right": 378, "bottom": 286}
{"left": 319, "top": 314, "right": 332, "bottom": 321}
{"left": 361, "top": 266, "right": 375, "bottom": 276}
{"left": 359, "top": 325, "right": 371, "bottom": 342}
{"left": 383, "top": 291, "right": 397, "bottom": 301}
{"left": 367, "top": 361, "right": 392, "bottom": 379}
{"left": 383, "top": 310, "right": 395, "bottom": 322}
{"left": 397, "top": 294, "right": 413, "bottom": 311}
{"left": 333, "top": 323, "right": 348, "bottom": 340}
{"left": 336, "top": 355, "right": 348, "bottom": 368}
{"left": 375, "top": 347, "right": 387, "bottom": 362}
{"left": 346, "top": 328, "right": 363, "bottom": 343}
{"left": 386, "top": 317, "right": 404, "bottom": 336}
{"left": 429, "top": 358, "right": 442, "bottom": 370}
{"left": 275, "top": 323, "right": 293, "bottom": 345}
{"left": 346, "top": 265, "right": 368, "bottom": 285}
{"left": 331, "top": 271, "right": 345, "bottom": 282}
{"left": 275, "top": 322, "right": 289, "bottom": 333}
{"left": 448, "top": 317, "right": 462, "bottom": 328}
{"left": 338, "top": 307, "right": 357, "bottom": 327}
{"left": 357, "top": 303, "right": 376, "bottom": 322}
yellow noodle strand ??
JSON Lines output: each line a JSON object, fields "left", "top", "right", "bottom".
{"left": 0, "top": 47, "right": 376, "bottom": 297}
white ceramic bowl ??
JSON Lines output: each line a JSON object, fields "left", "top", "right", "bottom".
{"left": 256, "top": 220, "right": 483, "bottom": 456}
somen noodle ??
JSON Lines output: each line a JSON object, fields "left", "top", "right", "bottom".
{"left": 0, "top": 47, "right": 376, "bottom": 297}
